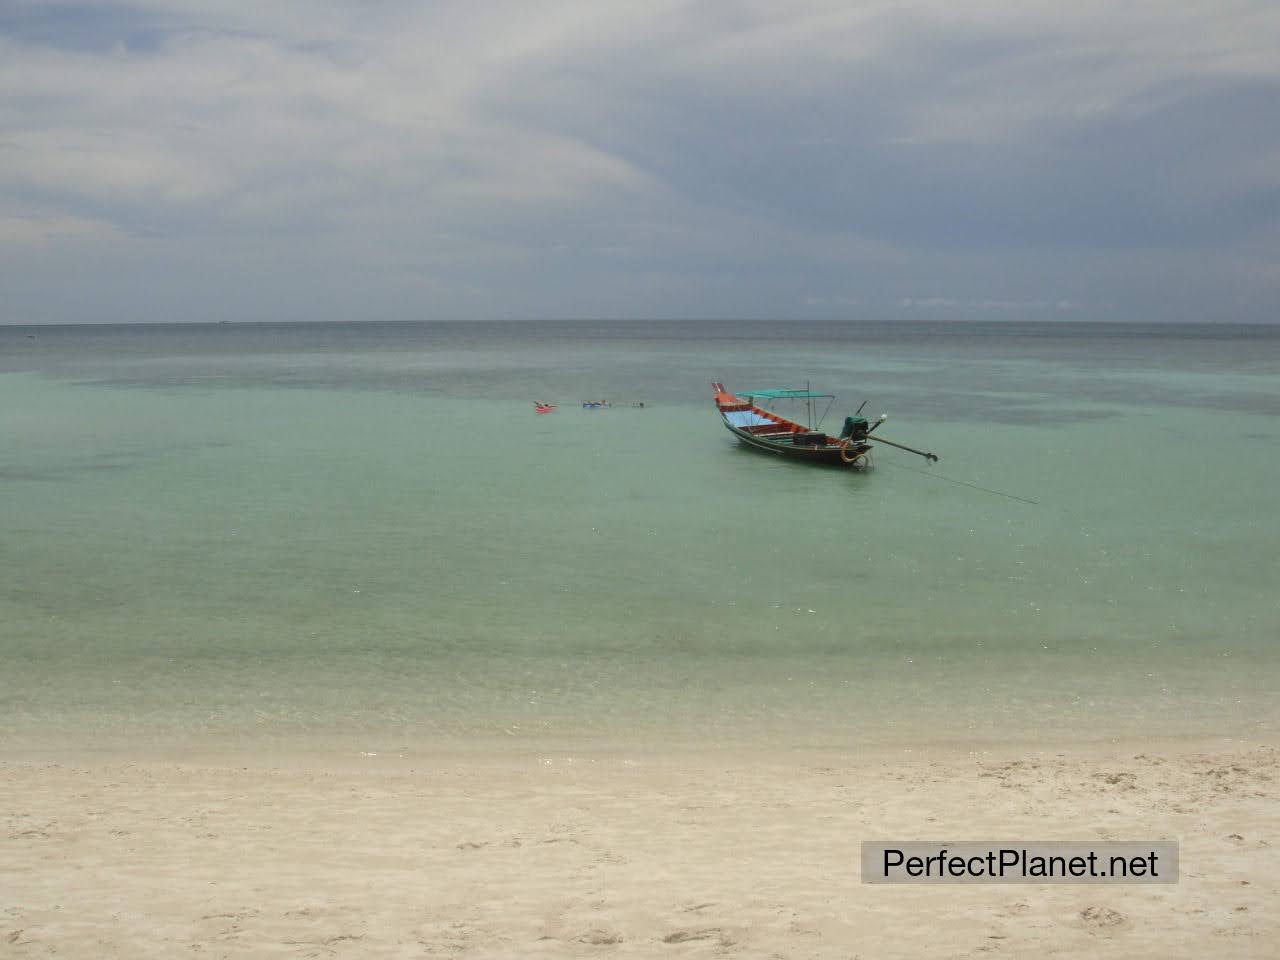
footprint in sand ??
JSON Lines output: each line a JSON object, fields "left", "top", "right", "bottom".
{"left": 1092, "top": 772, "right": 1138, "bottom": 790}
{"left": 662, "top": 927, "right": 736, "bottom": 947}
{"left": 996, "top": 902, "right": 1031, "bottom": 918}
{"left": 574, "top": 927, "right": 623, "bottom": 945}
{"left": 679, "top": 902, "right": 716, "bottom": 914}
{"left": 1077, "top": 905, "right": 1130, "bottom": 935}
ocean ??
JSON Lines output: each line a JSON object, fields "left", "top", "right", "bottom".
{"left": 2, "top": 320, "right": 1277, "bottom": 752}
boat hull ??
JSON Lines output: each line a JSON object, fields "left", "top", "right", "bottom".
{"left": 721, "top": 418, "right": 872, "bottom": 467}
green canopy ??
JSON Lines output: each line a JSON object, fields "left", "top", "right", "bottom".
{"left": 743, "top": 389, "right": 833, "bottom": 399}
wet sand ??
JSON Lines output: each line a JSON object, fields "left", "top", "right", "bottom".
{"left": 3, "top": 738, "right": 1277, "bottom": 958}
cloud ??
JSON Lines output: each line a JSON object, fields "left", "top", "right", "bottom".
{"left": 1, "top": 0, "right": 1278, "bottom": 322}
{"left": 897, "top": 296, "right": 1079, "bottom": 311}
{"left": 0, "top": 212, "right": 122, "bottom": 246}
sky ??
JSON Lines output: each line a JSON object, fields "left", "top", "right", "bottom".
{"left": 1, "top": 0, "right": 1278, "bottom": 324}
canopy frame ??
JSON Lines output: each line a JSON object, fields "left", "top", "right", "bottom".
{"left": 743, "top": 383, "right": 835, "bottom": 430}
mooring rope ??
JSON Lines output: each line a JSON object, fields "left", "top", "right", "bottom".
{"left": 878, "top": 459, "right": 1040, "bottom": 505}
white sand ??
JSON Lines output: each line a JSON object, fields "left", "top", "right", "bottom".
{"left": 3, "top": 738, "right": 1277, "bottom": 958}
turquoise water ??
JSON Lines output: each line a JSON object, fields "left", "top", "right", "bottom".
{"left": 2, "top": 321, "right": 1277, "bottom": 749}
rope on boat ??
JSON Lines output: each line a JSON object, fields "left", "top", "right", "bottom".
{"left": 879, "top": 460, "right": 1040, "bottom": 505}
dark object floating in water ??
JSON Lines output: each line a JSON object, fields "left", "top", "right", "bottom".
{"left": 711, "top": 382, "right": 938, "bottom": 468}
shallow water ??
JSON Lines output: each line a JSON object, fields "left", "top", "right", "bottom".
{"left": 2, "top": 320, "right": 1277, "bottom": 749}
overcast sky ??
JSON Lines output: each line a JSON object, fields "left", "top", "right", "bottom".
{"left": 2, "top": 0, "right": 1278, "bottom": 323}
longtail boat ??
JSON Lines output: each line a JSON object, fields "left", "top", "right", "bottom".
{"left": 712, "top": 382, "right": 938, "bottom": 468}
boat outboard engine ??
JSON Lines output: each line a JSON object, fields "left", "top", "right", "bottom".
{"left": 839, "top": 416, "right": 870, "bottom": 441}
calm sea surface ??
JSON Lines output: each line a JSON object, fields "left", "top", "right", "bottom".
{"left": 2, "top": 320, "right": 1277, "bottom": 751}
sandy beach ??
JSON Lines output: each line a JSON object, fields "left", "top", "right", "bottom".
{"left": 3, "top": 737, "right": 1276, "bottom": 959}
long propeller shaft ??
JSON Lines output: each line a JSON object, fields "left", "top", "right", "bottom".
{"left": 870, "top": 435, "right": 939, "bottom": 462}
